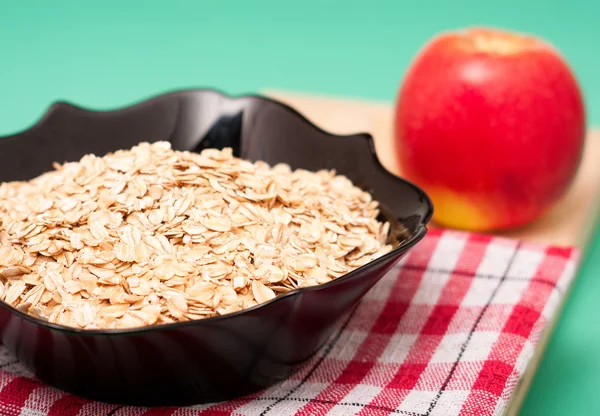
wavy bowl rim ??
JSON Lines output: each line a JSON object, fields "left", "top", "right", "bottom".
{"left": 0, "top": 88, "right": 433, "bottom": 336}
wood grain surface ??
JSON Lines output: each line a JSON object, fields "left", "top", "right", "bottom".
{"left": 264, "top": 89, "right": 600, "bottom": 249}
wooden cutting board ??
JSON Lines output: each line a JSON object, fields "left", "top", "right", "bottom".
{"left": 263, "top": 89, "right": 600, "bottom": 416}
{"left": 263, "top": 89, "right": 600, "bottom": 249}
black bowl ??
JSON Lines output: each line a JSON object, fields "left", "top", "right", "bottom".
{"left": 0, "top": 89, "right": 433, "bottom": 406}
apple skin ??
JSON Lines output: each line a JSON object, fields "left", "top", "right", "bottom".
{"left": 394, "top": 28, "right": 586, "bottom": 231}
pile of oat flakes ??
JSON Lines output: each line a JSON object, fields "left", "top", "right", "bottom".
{"left": 0, "top": 142, "right": 392, "bottom": 329}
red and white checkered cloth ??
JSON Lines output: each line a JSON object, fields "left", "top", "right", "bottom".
{"left": 0, "top": 229, "right": 579, "bottom": 416}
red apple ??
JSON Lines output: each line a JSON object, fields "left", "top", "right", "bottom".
{"left": 394, "top": 27, "right": 586, "bottom": 231}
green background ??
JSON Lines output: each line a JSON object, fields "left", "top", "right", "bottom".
{"left": 1, "top": 1, "right": 598, "bottom": 414}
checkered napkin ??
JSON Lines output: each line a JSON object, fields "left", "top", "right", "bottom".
{"left": 0, "top": 229, "right": 579, "bottom": 416}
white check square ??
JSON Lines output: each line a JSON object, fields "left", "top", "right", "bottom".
{"left": 379, "top": 334, "right": 419, "bottom": 364}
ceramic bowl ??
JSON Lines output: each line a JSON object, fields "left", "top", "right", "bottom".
{"left": 0, "top": 89, "right": 433, "bottom": 406}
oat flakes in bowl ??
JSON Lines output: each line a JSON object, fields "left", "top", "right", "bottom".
{"left": 0, "top": 89, "right": 432, "bottom": 405}
{"left": 0, "top": 141, "right": 393, "bottom": 330}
